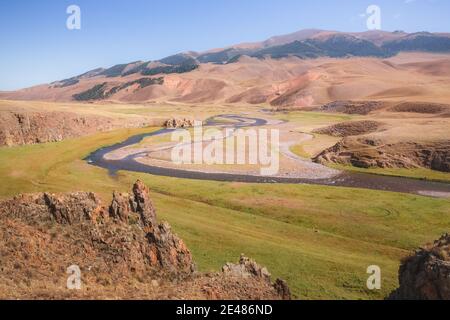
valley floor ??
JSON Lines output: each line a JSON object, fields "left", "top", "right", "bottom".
{"left": 0, "top": 118, "right": 449, "bottom": 299}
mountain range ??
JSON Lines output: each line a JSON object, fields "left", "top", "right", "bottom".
{"left": 59, "top": 29, "right": 450, "bottom": 80}
{"left": 1, "top": 29, "right": 450, "bottom": 107}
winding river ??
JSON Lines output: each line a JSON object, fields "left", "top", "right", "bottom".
{"left": 86, "top": 115, "right": 450, "bottom": 198}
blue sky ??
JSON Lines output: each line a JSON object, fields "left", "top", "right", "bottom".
{"left": 0, "top": 0, "right": 449, "bottom": 90}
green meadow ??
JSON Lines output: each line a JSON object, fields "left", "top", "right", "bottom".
{"left": 0, "top": 126, "right": 449, "bottom": 300}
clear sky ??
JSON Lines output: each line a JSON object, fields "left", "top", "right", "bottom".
{"left": 0, "top": 0, "right": 449, "bottom": 90}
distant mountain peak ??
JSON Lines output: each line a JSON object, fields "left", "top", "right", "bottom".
{"left": 27, "top": 28, "right": 450, "bottom": 87}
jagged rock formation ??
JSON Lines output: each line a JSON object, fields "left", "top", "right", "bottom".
{"left": 389, "top": 234, "right": 450, "bottom": 300}
{"left": 164, "top": 118, "right": 197, "bottom": 128}
{"left": 314, "top": 138, "right": 450, "bottom": 172}
{"left": 109, "top": 181, "right": 194, "bottom": 275}
{"left": 0, "top": 181, "right": 289, "bottom": 300}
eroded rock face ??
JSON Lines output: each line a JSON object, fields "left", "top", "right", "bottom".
{"left": 110, "top": 181, "right": 157, "bottom": 229}
{"left": 314, "top": 138, "right": 450, "bottom": 172}
{"left": 132, "top": 180, "right": 157, "bottom": 229}
{"left": 109, "top": 191, "right": 133, "bottom": 224}
{"left": 108, "top": 181, "right": 195, "bottom": 274}
{"left": 109, "top": 180, "right": 195, "bottom": 274}
{"left": 0, "top": 180, "right": 195, "bottom": 279}
{"left": 0, "top": 110, "right": 152, "bottom": 147}
{"left": 146, "top": 222, "right": 195, "bottom": 275}
{"left": 44, "top": 192, "right": 105, "bottom": 225}
{"left": 389, "top": 234, "right": 450, "bottom": 300}
{"left": 0, "top": 111, "right": 112, "bottom": 147}
{"left": 0, "top": 181, "right": 289, "bottom": 299}
{"left": 1, "top": 192, "right": 107, "bottom": 225}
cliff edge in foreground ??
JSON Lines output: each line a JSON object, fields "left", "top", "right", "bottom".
{"left": 0, "top": 180, "right": 290, "bottom": 300}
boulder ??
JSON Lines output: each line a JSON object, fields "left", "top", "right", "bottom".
{"left": 388, "top": 234, "right": 450, "bottom": 300}
{"left": 164, "top": 118, "right": 197, "bottom": 128}
{"left": 222, "top": 254, "right": 291, "bottom": 300}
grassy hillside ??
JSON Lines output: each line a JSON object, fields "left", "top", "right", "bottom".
{"left": 0, "top": 127, "right": 449, "bottom": 300}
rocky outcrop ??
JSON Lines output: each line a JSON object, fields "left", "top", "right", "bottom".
{"left": 43, "top": 192, "right": 105, "bottom": 225}
{"left": 389, "top": 102, "right": 450, "bottom": 115}
{"left": 313, "top": 120, "right": 383, "bottom": 137}
{"left": 164, "top": 118, "right": 197, "bottom": 128}
{"left": 314, "top": 138, "right": 450, "bottom": 172}
{"left": 110, "top": 181, "right": 157, "bottom": 229}
{"left": 222, "top": 254, "right": 291, "bottom": 300}
{"left": 0, "top": 181, "right": 288, "bottom": 300}
{"left": 317, "top": 101, "right": 450, "bottom": 116}
{"left": 0, "top": 180, "right": 195, "bottom": 279}
{"left": 0, "top": 110, "right": 151, "bottom": 147}
{"left": 318, "top": 100, "right": 385, "bottom": 115}
{"left": 389, "top": 234, "right": 450, "bottom": 300}
{"left": 223, "top": 254, "right": 272, "bottom": 282}
{"left": 109, "top": 180, "right": 195, "bottom": 275}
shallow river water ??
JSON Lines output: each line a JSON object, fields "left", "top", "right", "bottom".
{"left": 86, "top": 115, "right": 450, "bottom": 198}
